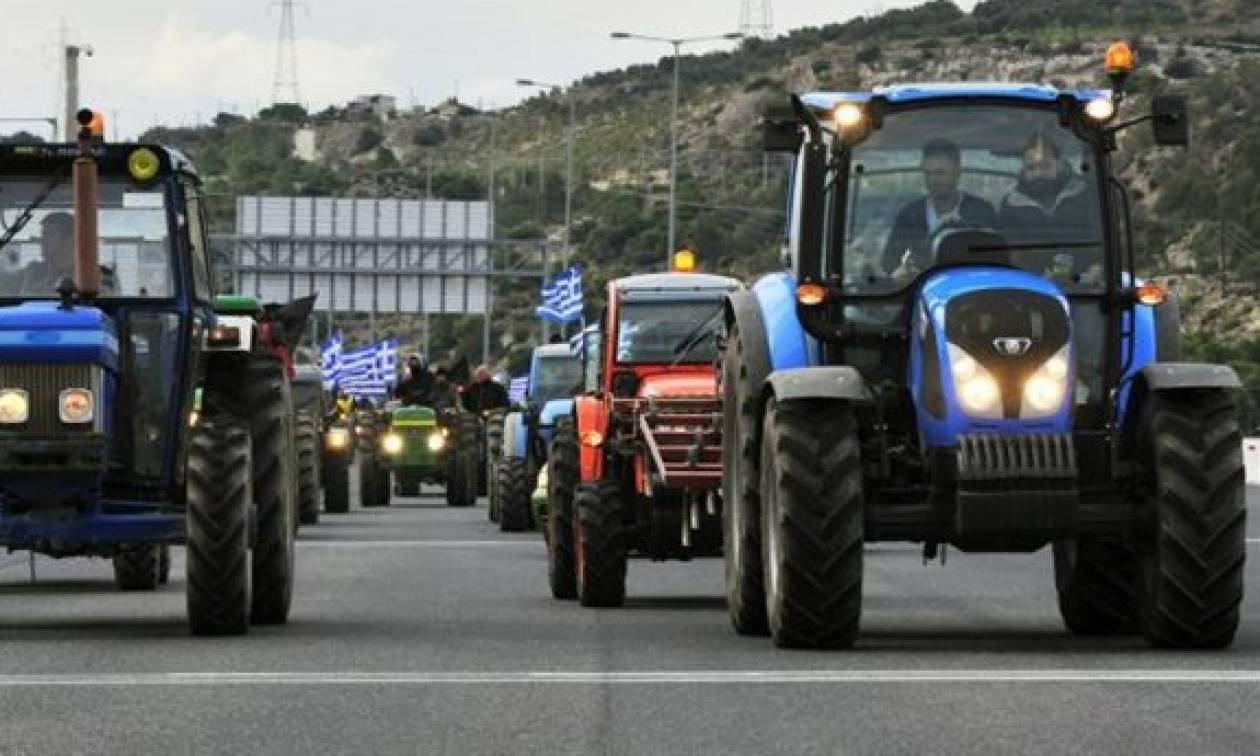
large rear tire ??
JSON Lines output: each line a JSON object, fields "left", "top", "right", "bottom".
{"left": 445, "top": 413, "right": 478, "bottom": 508}
{"left": 295, "top": 415, "right": 321, "bottom": 526}
{"left": 113, "top": 546, "right": 161, "bottom": 591}
{"left": 761, "top": 398, "right": 864, "bottom": 649}
{"left": 498, "top": 457, "right": 532, "bottom": 532}
{"left": 360, "top": 453, "right": 388, "bottom": 508}
{"left": 486, "top": 412, "right": 505, "bottom": 522}
{"left": 186, "top": 417, "right": 252, "bottom": 636}
{"left": 575, "top": 480, "right": 626, "bottom": 608}
{"left": 323, "top": 452, "right": 350, "bottom": 513}
{"left": 722, "top": 321, "right": 768, "bottom": 635}
{"left": 1136, "top": 390, "right": 1246, "bottom": 649}
{"left": 1053, "top": 538, "right": 1139, "bottom": 635}
{"left": 546, "top": 418, "right": 578, "bottom": 599}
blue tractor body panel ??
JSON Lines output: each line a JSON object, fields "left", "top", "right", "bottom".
{"left": 505, "top": 343, "right": 582, "bottom": 461}
{"left": 0, "top": 302, "right": 120, "bottom": 370}
{"left": 752, "top": 272, "right": 815, "bottom": 372}
{"left": 802, "top": 84, "right": 1105, "bottom": 111}
{"left": 911, "top": 268, "right": 1074, "bottom": 448}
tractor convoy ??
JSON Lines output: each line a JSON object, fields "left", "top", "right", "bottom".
{"left": 0, "top": 41, "right": 1247, "bottom": 652}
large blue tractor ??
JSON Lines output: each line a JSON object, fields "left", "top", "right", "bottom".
{"left": 0, "top": 111, "right": 303, "bottom": 635}
{"left": 722, "top": 46, "right": 1246, "bottom": 649}
{"left": 493, "top": 342, "right": 582, "bottom": 531}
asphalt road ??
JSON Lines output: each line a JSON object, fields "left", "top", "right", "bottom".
{"left": 1, "top": 478, "right": 1258, "bottom": 755}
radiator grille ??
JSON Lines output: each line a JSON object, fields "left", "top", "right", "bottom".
{"left": 0, "top": 364, "right": 96, "bottom": 435}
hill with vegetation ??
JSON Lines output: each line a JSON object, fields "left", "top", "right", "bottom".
{"left": 115, "top": 0, "right": 1260, "bottom": 418}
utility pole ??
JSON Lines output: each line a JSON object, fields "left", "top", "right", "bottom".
{"left": 271, "top": 0, "right": 302, "bottom": 105}
{"left": 62, "top": 44, "right": 93, "bottom": 141}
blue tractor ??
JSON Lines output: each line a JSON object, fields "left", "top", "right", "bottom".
{"left": 722, "top": 45, "right": 1246, "bottom": 649}
{"left": 0, "top": 111, "right": 304, "bottom": 635}
{"left": 494, "top": 342, "right": 583, "bottom": 532}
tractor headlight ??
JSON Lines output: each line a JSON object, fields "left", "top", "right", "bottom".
{"left": 59, "top": 388, "right": 94, "bottom": 424}
{"left": 325, "top": 427, "right": 350, "bottom": 451}
{"left": 1021, "top": 346, "right": 1071, "bottom": 417}
{"left": 382, "top": 432, "right": 404, "bottom": 455}
{"left": 427, "top": 432, "right": 446, "bottom": 452}
{"left": 0, "top": 389, "right": 29, "bottom": 424}
{"left": 948, "top": 344, "right": 1002, "bottom": 419}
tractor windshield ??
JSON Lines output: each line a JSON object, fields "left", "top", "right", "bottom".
{"left": 617, "top": 299, "right": 723, "bottom": 364}
{"left": 533, "top": 355, "right": 582, "bottom": 403}
{"left": 0, "top": 177, "right": 174, "bottom": 299}
{"left": 837, "top": 105, "right": 1106, "bottom": 295}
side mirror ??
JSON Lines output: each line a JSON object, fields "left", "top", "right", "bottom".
{"left": 1152, "top": 95, "right": 1189, "bottom": 147}
{"left": 762, "top": 106, "right": 802, "bottom": 154}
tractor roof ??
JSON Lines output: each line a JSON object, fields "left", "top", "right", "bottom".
{"left": 614, "top": 272, "right": 741, "bottom": 295}
{"left": 0, "top": 142, "right": 199, "bottom": 178}
{"left": 802, "top": 83, "right": 1106, "bottom": 112}
{"left": 536, "top": 343, "right": 576, "bottom": 359}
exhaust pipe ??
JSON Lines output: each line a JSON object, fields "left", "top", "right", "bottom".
{"left": 72, "top": 108, "right": 101, "bottom": 300}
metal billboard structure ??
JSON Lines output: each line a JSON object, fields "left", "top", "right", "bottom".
{"left": 218, "top": 195, "right": 552, "bottom": 359}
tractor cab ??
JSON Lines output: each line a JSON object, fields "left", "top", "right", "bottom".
{"left": 0, "top": 129, "right": 211, "bottom": 525}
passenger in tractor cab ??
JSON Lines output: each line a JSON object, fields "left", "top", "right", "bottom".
{"left": 463, "top": 364, "right": 509, "bottom": 414}
{"left": 1000, "top": 130, "right": 1093, "bottom": 244}
{"left": 429, "top": 367, "right": 460, "bottom": 412}
{"left": 395, "top": 355, "right": 435, "bottom": 406}
{"left": 2, "top": 212, "right": 74, "bottom": 295}
{"left": 882, "top": 139, "right": 999, "bottom": 280}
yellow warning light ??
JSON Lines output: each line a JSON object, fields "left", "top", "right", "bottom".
{"left": 88, "top": 111, "right": 106, "bottom": 138}
{"left": 672, "top": 248, "right": 697, "bottom": 272}
{"left": 1105, "top": 42, "right": 1135, "bottom": 76}
{"left": 796, "top": 282, "right": 828, "bottom": 306}
{"left": 1134, "top": 281, "right": 1167, "bottom": 307}
{"left": 127, "top": 148, "right": 161, "bottom": 183}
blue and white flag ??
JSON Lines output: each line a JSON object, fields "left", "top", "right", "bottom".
{"left": 320, "top": 331, "right": 344, "bottom": 390}
{"left": 535, "top": 265, "right": 584, "bottom": 325}
{"left": 508, "top": 376, "right": 528, "bottom": 405}
{"left": 568, "top": 329, "right": 584, "bottom": 357}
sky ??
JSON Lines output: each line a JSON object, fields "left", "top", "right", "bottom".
{"left": 0, "top": 0, "right": 979, "bottom": 139}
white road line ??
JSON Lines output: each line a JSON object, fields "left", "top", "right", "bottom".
{"left": 1, "top": 670, "right": 1260, "bottom": 687}
{"left": 297, "top": 540, "right": 534, "bottom": 548}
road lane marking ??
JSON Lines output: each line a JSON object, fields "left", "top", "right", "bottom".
{"left": 3, "top": 670, "right": 1260, "bottom": 686}
{"left": 297, "top": 540, "right": 536, "bottom": 548}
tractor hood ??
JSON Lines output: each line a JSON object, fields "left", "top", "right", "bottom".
{"left": 391, "top": 405, "right": 437, "bottom": 426}
{"left": 636, "top": 372, "right": 717, "bottom": 399}
{"left": 0, "top": 302, "right": 119, "bottom": 370}
{"left": 911, "top": 266, "right": 1074, "bottom": 448}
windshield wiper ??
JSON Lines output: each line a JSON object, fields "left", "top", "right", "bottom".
{"left": 0, "top": 176, "right": 66, "bottom": 253}
{"left": 671, "top": 305, "right": 724, "bottom": 358}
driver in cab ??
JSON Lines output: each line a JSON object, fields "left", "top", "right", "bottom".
{"left": 882, "top": 139, "right": 998, "bottom": 281}
{"left": 2, "top": 211, "right": 74, "bottom": 296}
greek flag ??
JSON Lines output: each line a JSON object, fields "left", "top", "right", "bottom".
{"left": 335, "top": 338, "right": 399, "bottom": 399}
{"left": 508, "top": 376, "right": 528, "bottom": 405}
{"left": 535, "top": 265, "right": 584, "bottom": 325}
{"left": 320, "top": 331, "right": 344, "bottom": 390}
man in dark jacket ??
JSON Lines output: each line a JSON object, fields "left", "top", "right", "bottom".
{"left": 999, "top": 130, "right": 1094, "bottom": 245}
{"left": 462, "top": 364, "right": 509, "bottom": 414}
{"left": 395, "top": 355, "right": 435, "bottom": 406}
{"left": 881, "top": 139, "right": 999, "bottom": 280}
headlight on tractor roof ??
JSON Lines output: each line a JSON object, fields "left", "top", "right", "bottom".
{"left": 127, "top": 147, "right": 161, "bottom": 183}
{"left": 59, "top": 388, "right": 94, "bottom": 424}
{"left": 382, "top": 432, "right": 404, "bottom": 455}
{"left": 1084, "top": 97, "right": 1117, "bottom": 123}
{"left": 427, "top": 432, "right": 446, "bottom": 452}
{"left": 0, "top": 389, "right": 29, "bottom": 424}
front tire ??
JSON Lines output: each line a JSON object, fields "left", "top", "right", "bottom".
{"left": 295, "top": 415, "right": 321, "bottom": 526}
{"left": 113, "top": 546, "right": 161, "bottom": 591}
{"left": 760, "top": 398, "right": 864, "bottom": 649}
{"left": 445, "top": 413, "right": 478, "bottom": 508}
{"left": 323, "top": 452, "right": 350, "bottom": 513}
{"left": 360, "top": 453, "right": 388, "bottom": 508}
{"left": 546, "top": 418, "right": 578, "bottom": 599}
{"left": 185, "top": 417, "right": 252, "bottom": 636}
{"left": 498, "top": 457, "right": 532, "bottom": 532}
{"left": 1136, "top": 390, "right": 1246, "bottom": 649}
{"left": 575, "top": 480, "right": 626, "bottom": 608}
{"left": 486, "top": 411, "right": 505, "bottom": 522}
{"left": 1053, "top": 538, "right": 1138, "bottom": 635}
{"left": 722, "top": 321, "right": 768, "bottom": 635}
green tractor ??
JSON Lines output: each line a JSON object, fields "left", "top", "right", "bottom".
{"left": 360, "top": 403, "right": 479, "bottom": 508}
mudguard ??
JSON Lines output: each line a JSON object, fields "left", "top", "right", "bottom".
{"left": 574, "top": 394, "right": 608, "bottom": 483}
{"left": 1138, "top": 363, "right": 1240, "bottom": 391}
{"left": 538, "top": 398, "right": 574, "bottom": 450}
{"left": 750, "top": 272, "right": 815, "bottom": 371}
{"left": 766, "top": 367, "right": 867, "bottom": 403}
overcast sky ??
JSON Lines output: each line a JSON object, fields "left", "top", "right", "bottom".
{"left": 0, "top": 0, "right": 979, "bottom": 139}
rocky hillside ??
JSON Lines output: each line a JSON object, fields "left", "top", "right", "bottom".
{"left": 123, "top": 0, "right": 1260, "bottom": 413}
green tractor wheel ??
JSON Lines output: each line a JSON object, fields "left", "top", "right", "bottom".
{"left": 323, "top": 452, "right": 350, "bottom": 513}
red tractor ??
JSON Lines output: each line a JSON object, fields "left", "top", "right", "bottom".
{"left": 546, "top": 258, "right": 740, "bottom": 606}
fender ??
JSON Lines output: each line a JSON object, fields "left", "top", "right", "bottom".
{"left": 502, "top": 411, "right": 526, "bottom": 460}
{"left": 1138, "top": 363, "right": 1240, "bottom": 391}
{"left": 766, "top": 367, "right": 867, "bottom": 403}
{"left": 750, "top": 272, "right": 814, "bottom": 372}
{"left": 574, "top": 394, "right": 609, "bottom": 483}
